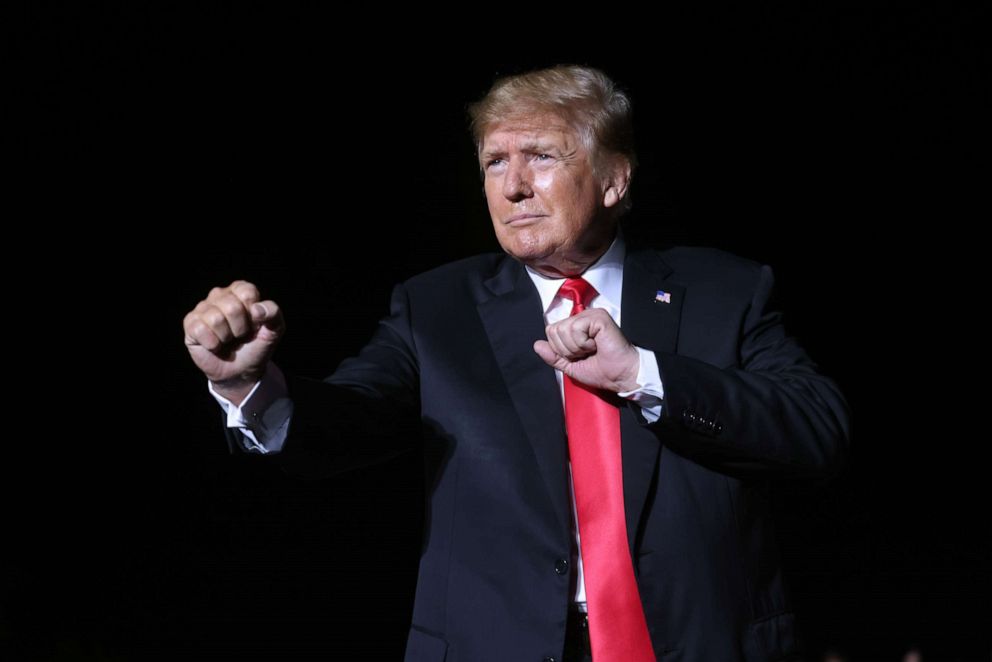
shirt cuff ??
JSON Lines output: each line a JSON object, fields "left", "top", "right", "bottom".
{"left": 208, "top": 361, "right": 293, "bottom": 453}
{"left": 617, "top": 346, "right": 664, "bottom": 423}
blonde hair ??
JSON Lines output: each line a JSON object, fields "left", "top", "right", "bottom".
{"left": 467, "top": 64, "right": 637, "bottom": 216}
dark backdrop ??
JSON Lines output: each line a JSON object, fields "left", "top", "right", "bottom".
{"left": 7, "top": 5, "right": 987, "bottom": 661}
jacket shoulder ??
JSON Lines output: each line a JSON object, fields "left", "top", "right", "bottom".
{"left": 397, "top": 251, "right": 508, "bottom": 300}
{"left": 657, "top": 244, "right": 765, "bottom": 278}
{"left": 649, "top": 244, "right": 772, "bottom": 307}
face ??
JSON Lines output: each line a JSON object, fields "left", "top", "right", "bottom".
{"left": 481, "top": 112, "right": 625, "bottom": 278}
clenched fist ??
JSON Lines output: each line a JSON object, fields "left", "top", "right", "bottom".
{"left": 533, "top": 307, "right": 640, "bottom": 393}
{"left": 183, "top": 279, "right": 285, "bottom": 403}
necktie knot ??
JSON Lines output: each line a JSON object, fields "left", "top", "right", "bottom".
{"left": 558, "top": 277, "right": 597, "bottom": 315}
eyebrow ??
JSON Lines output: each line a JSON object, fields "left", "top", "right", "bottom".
{"left": 481, "top": 141, "right": 560, "bottom": 160}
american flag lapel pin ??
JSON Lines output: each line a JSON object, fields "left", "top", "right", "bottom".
{"left": 654, "top": 290, "right": 671, "bottom": 304}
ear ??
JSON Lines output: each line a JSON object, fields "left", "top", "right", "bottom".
{"left": 601, "top": 157, "right": 632, "bottom": 209}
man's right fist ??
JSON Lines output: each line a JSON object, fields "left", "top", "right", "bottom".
{"left": 183, "top": 280, "right": 286, "bottom": 391}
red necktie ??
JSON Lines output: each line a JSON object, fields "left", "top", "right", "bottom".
{"left": 558, "top": 277, "right": 656, "bottom": 662}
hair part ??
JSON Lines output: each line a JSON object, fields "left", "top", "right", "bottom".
{"left": 467, "top": 64, "right": 638, "bottom": 217}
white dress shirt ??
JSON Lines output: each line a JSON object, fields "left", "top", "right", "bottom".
{"left": 209, "top": 228, "right": 665, "bottom": 614}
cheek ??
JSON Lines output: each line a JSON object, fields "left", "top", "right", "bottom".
{"left": 484, "top": 191, "right": 500, "bottom": 216}
{"left": 532, "top": 171, "right": 555, "bottom": 191}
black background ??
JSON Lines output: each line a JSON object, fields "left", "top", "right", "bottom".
{"left": 7, "top": 5, "right": 987, "bottom": 661}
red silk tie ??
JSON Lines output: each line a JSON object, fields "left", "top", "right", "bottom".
{"left": 559, "top": 277, "right": 656, "bottom": 662}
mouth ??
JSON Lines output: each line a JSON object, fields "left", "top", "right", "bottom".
{"left": 506, "top": 214, "right": 545, "bottom": 226}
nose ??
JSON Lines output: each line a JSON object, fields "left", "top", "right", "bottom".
{"left": 501, "top": 156, "right": 533, "bottom": 201}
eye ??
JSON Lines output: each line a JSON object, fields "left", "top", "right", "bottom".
{"left": 485, "top": 158, "right": 504, "bottom": 169}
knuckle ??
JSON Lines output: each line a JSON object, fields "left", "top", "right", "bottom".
{"left": 201, "top": 307, "right": 228, "bottom": 331}
{"left": 217, "top": 297, "right": 245, "bottom": 318}
{"left": 189, "top": 321, "right": 215, "bottom": 347}
{"left": 233, "top": 281, "right": 260, "bottom": 302}
{"left": 201, "top": 333, "right": 220, "bottom": 351}
{"left": 184, "top": 312, "right": 204, "bottom": 334}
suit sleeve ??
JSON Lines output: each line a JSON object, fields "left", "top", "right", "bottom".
{"left": 640, "top": 263, "right": 852, "bottom": 484}
{"left": 252, "top": 281, "right": 423, "bottom": 479}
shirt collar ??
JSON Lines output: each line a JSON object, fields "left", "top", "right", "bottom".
{"left": 524, "top": 226, "right": 626, "bottom": 316}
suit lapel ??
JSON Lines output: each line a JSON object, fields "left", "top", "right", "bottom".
{"left": 476, "top": 240, "right": 686, "bottom": 557}
{"left": 618, "top": 241, "right": 684, "bottom": 556}
{"left": 477, "top": 257, "right": 573, "bottom": 545}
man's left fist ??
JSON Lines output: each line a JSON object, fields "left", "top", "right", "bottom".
{"left": 533, "top": 308, "right": 641, "bottom": 393}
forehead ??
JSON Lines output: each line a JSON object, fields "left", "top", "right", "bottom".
{"left": 481, "top": 113, "right": 581, "bottom": 151}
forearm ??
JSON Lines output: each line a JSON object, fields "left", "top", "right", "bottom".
{"left": 272, "top": 372, "right": 422, "bottom": 479}
{"left": 644, "top": 349, "right": 851, "bottom": 481}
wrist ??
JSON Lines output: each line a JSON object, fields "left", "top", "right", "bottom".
{"left": 613, "top": 345, "right": 641, "bottom": 393}
{"left": 210, "top": 366, "right": 266, "bottom": 406}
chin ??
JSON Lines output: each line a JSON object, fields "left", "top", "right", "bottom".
{"left": 501, "top": 227, "right": 555, "bottom": 255}
{"left": 502, "top": 238, "right": 555, "bottom": 264}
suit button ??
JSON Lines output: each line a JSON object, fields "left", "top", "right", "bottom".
{"left": 554, "top": 558, "right": 569, "bottom": 575}
{"left": 543, "top": 657, "right": 557, "bottom": 662}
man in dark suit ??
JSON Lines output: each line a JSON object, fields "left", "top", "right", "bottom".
{"left": 183, "top": 64, "right": 851, "bottom": 661}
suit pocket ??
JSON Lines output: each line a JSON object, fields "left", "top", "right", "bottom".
{"left": 404, "top": 625, "right": 448, "bottom": 662}
{"left": 741, "top": 611, "right": 801, "bottom": 662}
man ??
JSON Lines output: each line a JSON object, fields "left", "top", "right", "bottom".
{"left": 183, "top": 64, "right": 851, "bottom": 661}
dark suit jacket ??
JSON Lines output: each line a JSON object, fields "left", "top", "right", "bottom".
{"left": 223, "top": 236, "right": 851, "bottom": 662}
